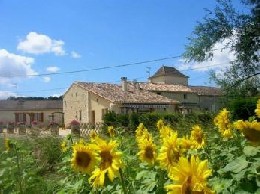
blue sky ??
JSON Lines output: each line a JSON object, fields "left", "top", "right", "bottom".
{"left": 0, "top": 0, "right": 246, "bottom": 98}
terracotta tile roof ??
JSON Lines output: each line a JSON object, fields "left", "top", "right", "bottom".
{"left": 76, "top": 82, "right": 179, "bottom": 104}
{"left": 139, "top": 82, "right": 193, "bottom": 93}
{"left": 0, "top": 100, "right": 63, "bottom": 111}
{"left": 150, "top": 65, "right": 188, "bottom": 78}
{"left": 189, "top": 86, "right": 222, "bottom": 96}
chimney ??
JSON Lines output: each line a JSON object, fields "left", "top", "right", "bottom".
{"left": 133, "top": 79, "right": 140, "bottom": 91}
{"left": 121, "top": 77, "right": 128, "bottom": 91}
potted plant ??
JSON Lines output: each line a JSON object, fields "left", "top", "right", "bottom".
{"left": 0, "top": 122, "right": 3, "bottom": 133}
{"left": 49, "top": 121, "right": 59, "bottom": 136}
{"left": 18, "top": 122, "right": 26, "bottom": 135}
{"left": 70, "top": 119, "right": 80, "bottom": 136}
{"left": 29, "top": 120, "right": 40, "bottom": 137}
{"left": 7, "top": 122, "right": 14, "bottom": 134}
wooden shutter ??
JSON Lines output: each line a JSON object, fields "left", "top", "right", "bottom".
{"left": 15, "top": 113, "right": 18, "bottom": 123}
{"left": 41, "top": 113, "right": 44, "bottom": 122}
{"left": 23, "top": 113, "right": 26, "bottom": 123}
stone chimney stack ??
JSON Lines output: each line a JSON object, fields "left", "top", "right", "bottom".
{"left": 121, "top": 77, "right": 128, "bottom": 91}
{"left": 133, "top": 79, "right": 140, "bottom": 91}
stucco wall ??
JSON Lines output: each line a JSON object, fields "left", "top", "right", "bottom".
{"left": 160, "top": 92, "right": 198, "bottom": 104}
{"left": 63, "top": 84, "right": 111, "bottom": 125}
{"left": 151, "top": 75, "right": 188, "bottom": 85}
{"left": 63, "top": 85, "right": 89, "bottom": 126}
{"left": 198, "top": 95, "right": 222, "bottom": 112}
{"left": 89, "top": 92, "right": 111, "bottom": 123}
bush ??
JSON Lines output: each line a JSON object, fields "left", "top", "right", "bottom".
{"left": 70, "top": 119, "right": 80, "bottom": 126}
{"left": 128, "top": 112, "right": 139, "bottom": 131}
{"left": 228, "top": 97, "right": 258, "bottom": 120}
{"left": 103, "top": 111, "right": 117, "bottom": 126}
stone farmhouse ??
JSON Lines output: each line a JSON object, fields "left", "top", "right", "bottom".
{"left": 63, "top": 66, "right": 222, "bottom": 126}
{"left": 0, "top": 99, "right": 63, "bottom": 126}
{"left": 63, "top": 80, "right": 179, "bottom": 126}
{"left": 141, "top": 66, "right": 222, "bottom": 113}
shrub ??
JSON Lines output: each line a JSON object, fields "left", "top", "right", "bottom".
{"left": 103, "top": 111, "right": 117, "bottom": 126}
{"left": 70, "top": 119, "right": 80, "bottom": 126}
{"left": 228, "top": 97, "right": 258, "bottom": 120}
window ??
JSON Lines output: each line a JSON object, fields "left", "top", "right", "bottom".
{"left": 15, "top": 113, "right": 26, "bottom": 123}
{"left": 91, "top": 111, "right": 95, "bottom": 124}
{"left": 79, "top": 110, "right": 82, "bottom": 121}
{"left": 101, "top": 108, "right": 108, "bottom": 119}
{"left": 183, "top": 94, "right": 187, "bottom": 99}
{"left": 34, "top": 113, "right": 44, "bottom": 122}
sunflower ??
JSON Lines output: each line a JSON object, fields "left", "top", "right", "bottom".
{"left": 89, "top": 168, "right": 106, "bottom": 188}
{"left": 165, "top": 156, "right": 213, "bottom": 194}
{"left": 255, "top": 99, "right": 260, "bottom": 118}
{"left": 136, "top": 123, "right": 147, "bottom": 139}
{"left": 157, "top": 119, "right": 165, "bottom": 130}
{"left": 89, "top": 138, "right": 123, "bottom": 188}
{"left": 137, "top": 134, "right": 157, "bottom": 165}
{"left": 159, "top": 125, "right": 173, "bottom": 140}
{"left": 61, "top": 140, "right": 68, "bottom": 152}
{"left": 89, "top": 129, "right": 98, "bottom": 141}
{"left": 71, "top": 143, "right": 98, "bottom": 175}
{"left": 158, "top": 131, "right": 182, "bottom": 170}
{"left": 214, "top": 108, "right": 233, "bottom": 138}
{"left": 107, "top": 126, "right": 115, "bottom": 137}
{"left": 233, "top": 120, "right": 260, "bottom": 145}
{"left": 4, "top": 137, "right": 12, "bottom": 151}
{"left": 190, "top": 125, "right": 205, "bottom": 148}
{"left": 178, "top": 136, "right": 196, "bottom": 151}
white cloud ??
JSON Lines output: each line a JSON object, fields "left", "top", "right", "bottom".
{"left": 0, "top": 49, "right": 38, "bottom": 85}
{"left": 51, "top": 93, "right": 63, "bottom": 97}
{"left": 178, "top": 38, "right": 236, "bottom": 72}
{"left": 43, "top": 76, "right": 51, "bottom": 83}
{"left": 71, "top": 51, "right": 81, "bottom": 58}
{"left": 0, "top": 91, "right": 17, "bottom": 99}
{"left": 46, "top": 66, "right": 60, "bottom": 73}
{"left": 17, "top": 32, "right": 65, "bottom": 55}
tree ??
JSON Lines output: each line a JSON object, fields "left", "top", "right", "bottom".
{"left": 184, "top": 0, "right": 259, "bottom": 97}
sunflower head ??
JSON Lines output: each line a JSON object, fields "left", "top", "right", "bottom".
{"left": 158, "top": 131, "right": 182, "bottom": 170}
{"left": 107, "top": 126, "right": 115, "bottom": 137}
{"left": 89, "top": 129, "right": 98, "bottom": 141}
{"left": 89, "top": 168, "right": 106, "bottom": 188}
{"left": 234, "top": 120, "right": 260, "bottom": 145}
{"left": 214, "top": 108, "right": 232, "bottom": 133}
{"left": 137, "top": 137, "right": 157, "bottom": 165}
{"left": 4, "top": 138, "right": 13, "bottom": 151}
{"left": 71, "top": 143, "right": 98, "bottom": 175}
{"left": 157, "top": 119, "right": 165, "bottom": 130}
{"left": 61, "top": 140, "right": 69, "bottom": 152}
{"left": 179, "top": 136, "right": 196, "bottom": 151}
{"left": 89, "top": 138, "right": 123, "bottom": 187}
{"left": 136, "top": 123, "right": 147, "bottom": 139}
{"left": 190, "top": 125, "right": 205, "bottom": 148}
{"left": 166, "top": 156, "right": 213, "bottom": 194}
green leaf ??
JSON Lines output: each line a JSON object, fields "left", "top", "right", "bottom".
{"left": 243, "top": 146, "right": 260, "bottom": 156}
{"left": 218, "top": 156, "right": 249, "bottom": 174}
{"left": 211, "top": 178, "right": 233, "bottom": 193}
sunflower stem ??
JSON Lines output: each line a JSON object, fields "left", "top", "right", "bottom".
{"left": 119, "top": 168, "right": 127, "bottom": 194}
{"left": 14, "top": 145, "right": 23, "bottom": 194}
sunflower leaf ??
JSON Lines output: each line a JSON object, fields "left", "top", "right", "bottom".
{"left": 218, "top": 156, "right": 249, "bottom": 174}
{"left": 243, "top": 146, "right": 259, "bottom": 156}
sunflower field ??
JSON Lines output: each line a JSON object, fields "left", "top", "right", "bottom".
{"left": 0, "top": 100, "right": 260, "bottom": 194}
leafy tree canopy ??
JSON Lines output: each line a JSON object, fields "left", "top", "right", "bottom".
{"left": 184, "top": 0, "right": 259, "bottom": 97}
